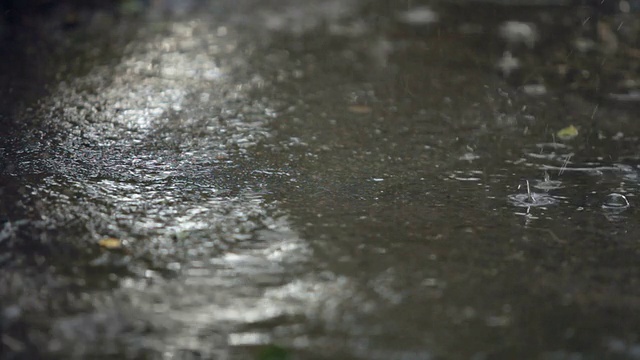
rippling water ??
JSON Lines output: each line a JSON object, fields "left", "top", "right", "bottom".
{"left": 2, "top": 1, "right": 640, "bottom": 359}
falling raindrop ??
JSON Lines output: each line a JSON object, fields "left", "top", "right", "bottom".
{"left": 508, "top": 180, "right": 558, "bottom": 207}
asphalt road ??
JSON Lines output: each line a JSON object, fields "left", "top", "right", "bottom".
{"left": 2, "top": 1, "right": 640, "bottom": 359}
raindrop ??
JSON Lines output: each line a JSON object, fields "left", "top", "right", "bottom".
{"left": 534, "top": 172, "right": 563, "bottom": 190}
{"left": 508, "top": 193, "right": 557, "bottom": 207}
{"left": 602, "top": 193, "right": 630, "bottom": 210}
{"left": 602, "top": 193, "right": 631, "bottom": 222}
{"left": 508, "top": 180, "right": 558, "bottom": 207}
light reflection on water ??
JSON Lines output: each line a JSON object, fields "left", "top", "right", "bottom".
{"left": 15, "top": 16, "right": 322, "bottom": 359}
{"left": 118, "top": 207, "right": 314, "bottom": 358}
{"left": 5, "top": 1, "right": 640, "bottom": 359}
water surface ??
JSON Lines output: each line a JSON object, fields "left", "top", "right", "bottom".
{"left": 2, "top": 1, "right": 640, "bottom": 359}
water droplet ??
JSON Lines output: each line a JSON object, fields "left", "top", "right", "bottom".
{"left": 602, "top": 193, "right": 630, "bottom": 209}
{"left": 533, "top": 179, "right": 563, "bottom": 191}
{"left": 508, "top": 193, "right": 558, "bottom": 207}
{"left": 509, "top": 180, "right": 557, "bottom": 207}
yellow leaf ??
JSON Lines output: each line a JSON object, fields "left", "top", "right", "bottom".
{"left": 98, "top": 237, "right": 123, "bottom": 250}
{"left": 557, "top": 125, "right": 578, "bottom": 140}
{"left": 347, "top": 105, "right": 372, "bottom": 114}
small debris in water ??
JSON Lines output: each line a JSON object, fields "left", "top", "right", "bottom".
{"left": 556, "top": 125, "right": 579, "bottom": 141}
{"left": 98, "top": 237, "right": 123, "bottom": 250}
{"left": 347, "top": 105, "right": 373, "bottom": 114}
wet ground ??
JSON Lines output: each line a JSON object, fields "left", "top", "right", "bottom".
{"left": 2, "top": 1, "right": 640, "bottom": 359}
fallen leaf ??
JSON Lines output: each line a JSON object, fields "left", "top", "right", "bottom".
{"left": 557, "top": 125, "right": 578, "bottom": 140}
{"left": 347, "top": 105, "right": 372, "bottom": 114}
{"left": 98, "top": 237, "right": 123, "bottom": 250}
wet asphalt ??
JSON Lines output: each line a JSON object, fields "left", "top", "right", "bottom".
{"left": 2, "top": 1, "right": 640, "bottom": 359}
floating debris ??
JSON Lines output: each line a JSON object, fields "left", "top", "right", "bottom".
{"left": 556, "top": 125, "right": 579, "bottom": 140}
{"left": 98, "top": 237, "right": 123, "bottom": 250}
{"left": 347, "top": 105, "right": 373, "bottom": 114}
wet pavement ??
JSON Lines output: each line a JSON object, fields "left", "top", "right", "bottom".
{"left": 2, "top": 1, "right": 640, "bottom": 359}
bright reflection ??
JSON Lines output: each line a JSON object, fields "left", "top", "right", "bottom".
{"left": 119, "top": 210, "right": 317, "bottom": 358}
{"left": 106, "top": 20, "right": 225, "bottom": 132}
{"left": 30, "top": 2, "right": 384, "bottom": 358}
{"left": 32, "top": 16, "right": 305, "bottom": 359}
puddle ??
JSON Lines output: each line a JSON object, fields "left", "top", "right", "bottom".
{"left": 2, "top": 1, "right": 640, "bottom": 359}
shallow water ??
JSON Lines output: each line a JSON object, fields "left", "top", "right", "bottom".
{"left": 2, "top": 1, "right": 640, "bottom": 359}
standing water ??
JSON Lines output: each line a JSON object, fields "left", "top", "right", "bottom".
{"left": 1, "top": 1, "right": 640, "bottom": 359}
